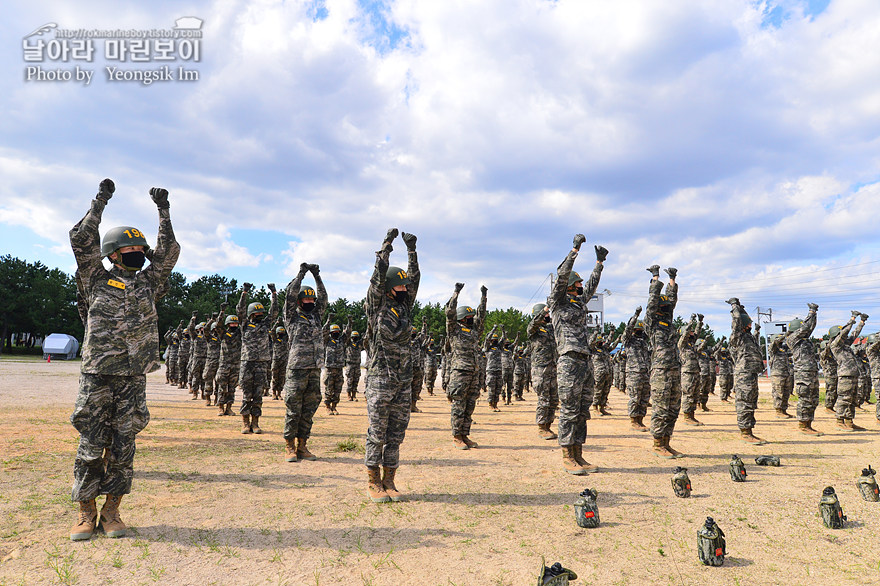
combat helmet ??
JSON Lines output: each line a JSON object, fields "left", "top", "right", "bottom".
{"left": 828, "top": 325, "right": 842, "bottom": 339}
{"left": 351, "top": 330, "right": 360, "bottom": 339}
{"left": 276, "top": 326, "right": 286, "bottom": 335}
{"left": 456, "top": 306, "right": 476, "bottom": 321}
{"left": 247, "top": 302, "right": 265, "bottom": 317}
{"left": 101, "top": 226, "right": 150, "bottom": 257}
{"left": 568, "top": 271, "right": 583, "bottom": 286}
{"left": 385, "top": 266, "right": 410, "bottom": 291}
{"left": 298, "top": 287, "right": 316, "bottom": 302}
{"left": 532, "top": 303, "right": 547, "bottom": 317}
{"left": 788, "top": 317, "right": 803, "bottom": 333}
{"left": 195, "top": 321, "right": 207, "bottom": 330}
{"left": 225, "top": 315, "right": 239, "bottom": 327}
{"left": 330, "top": 324, "right": 341, "bottom": 334}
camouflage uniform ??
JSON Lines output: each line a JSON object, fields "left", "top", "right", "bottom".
{"left": 176, "top": 326, "right": 191, "bottom": 389}
{"left": 528, "top": 309, "right": 558, "bottom": 426}
{"left": 323, "top": 320, "right": 346, "bottom": 409}
{"left": 187, "top": 316, "right": 208, "bottom": 398}
{"left": 484, "top": 325, "right": 504, "bottom": 407}
{"left": 866, "top": 339, "right": 880, "bottom": 411}
{"left": 423, "top": 341, "right": 438, "bottom": 395}
{"left": 271, "top": 328, "right": 289, "bottom": 399}
{"left": 696, "top": 343, "right": 712, "bottom": 408}
{"left": 622, "top": 311, "right": 650, "bottom": 419}
{"left": 237, "top": 289, "right": 279, "bottom": 418}
{"left": 708, "top": 349, "right": 717, "bottom": 395}
{"left": 513, "top": 345, "right": 529, "bottom": 399}
{"left": 769, "top": 335, "right": 792, "bottom": 413}
{"left": 440, "top": 344, "right": 450, "bottom": 394}
{"left": 447, "top": 287, "right": 487, "bottom": 438}
{"left": 344, "top": 326, "right": 363, "bottom": 400}
{"left": 69, "top": 189, "right": 179, "bottom": 501}
{"left": 729, "top": 303, "right": 763, "bottom": 431}
{"left": 282, "top": 268, "right": 327, "bottom": 442}
{"left": 679, "top": 321, "right": 700, "bottom": 416}
{"left": 856, "top": 349, "right": 870, "bottom": 407}
{"left": 164, "top": 329, "right": 178, "bottom": 383}
{"left": 203, "top": 315, "right": 223, "bottom": 403}
{"left": 410, "top": 324, "right": 428, "bottom": 409}
{"left": 820, "top": 344, "right": 838, "bottom": 410}
{"left": 715, "top": 346, "right": 733, "bottom": 401}
{"left": 215, "top": 317, "right": 241, "bottom": 406}
{"left": 550, "top": 248, "right": 603, "bottom": 448}
{"left": 590, "top": 334, "right": 613, "bottom": 411}
{"left": 364, "top": 235, "right": 420, "bottom": 468}
{"left": 645, "top": 278, "right": 681, "bottom": 440}
{"left": 478, "top": 350, "right": 487, "bottom": 393}
{"left": 501, "top": 339, "right": 516, "bottom": 403}
{"left": 784, "top": 308, "right": 818, "bottom": 423}
{"left": 831, "top": 317, "right": 865, "bottom": 421}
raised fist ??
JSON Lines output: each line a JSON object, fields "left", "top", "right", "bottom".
{"left": 220, "top": 302, "right": 228, "bottom": 310}
{"left": 726, "top": 297, "right": 740, "bottom": 306}
{"left": 307, "top": 263, "right": 320, "bottom": 273}
{"left": 594, "top": 245, "right": 608, "bottom": 262}
{"left": 149, "top": 187, "right": 170, "bottom": 209}
{"left": 455, "top": 282, "right": 465, "bottom": 293}
{"left": 401, "top": 232, "right": 417, "bottom": 250}
{"left": 646, "top": 264, "right": 660, "bottom": 277}
{"left": 697, "top": 313, "right": 704, "bottom": 321}
{"left": 97, "top": 178, "right": 115, "bottom": 201}
{"left": 480, "top": 285, "right": 488, "bottom": 295}
{"left": 851, "top": 310, "right": 861, "bottom": 319}
{"left": 191, "top": 311, "right": 198, "bottom": 318}
{"left": 267, "top": 283, "right": 276, "bottom": 293}
{"left": 664, "top": 267, "right": 678, "bottom": 279}
{"left": 299, "top": 263, "right": 309, "bottom": 274}
{"left": 861, "top": 313, "right": 869, "bottom": 321}
{"left": 634, "top": 306, "right": 642, "bottom": 315}
{"left": 807, "top": 303, "right": 818, "bottom": 311}
{"left": 572, "top": 234, "right": 586, "bottom": 250}
{"left": 212, "top": 311, "right": 219, "bottom": 319}
{"left": 242, "top": 282, "right": 253, "bottom": 292}
{"left": 384, "top": 228, "right": 399, "bottom": 243}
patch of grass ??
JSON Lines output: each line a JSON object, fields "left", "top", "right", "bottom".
{"left": 148, "top": 566, "right": 166, "bottom": 582}
{"left": 45, "top": 546, "right": 78, "bottom": 585}
{"left": 333, "top": 436, "right": 364, "bottom": 454}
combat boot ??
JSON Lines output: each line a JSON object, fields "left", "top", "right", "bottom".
{"left": 664, "top": 436, "right": 685, "bottom": 458}
{"left": 838, "top": 418, "right": 865, "bottom": 432}
{"left": 367, "top": 466, "right": 390, "bottom": 503}
{"left": 775, "top": 408, "right": 792, "bottom": 419}
{"left": 70, "top": 499, "right": 98, "bottom": 541}
{"left": 798, "top": 420, "right": 823, "bottom": 436}
{"left": 296, "top": 437, "right": 317, "bottom": 460}
{"left": 217, "top": 404, "right": 225, "bottom": 416}
{"left": 190, "top": 389, "right": 198, "bottom": 400}
{"left": 241, "top": 414, "right": 252, "bottom": 434}
{"left": 562, "top": 446, "right": 587, "bottom": 475}
{"left": 285, "top": 438, "right": 297, "bottom": 462}
{"left": 382, "top": 467, "right": 403, "bottom": 502}
{"left": 740, "top": 428, "right": 767, "bottom": 445}
{"left": 700, "top": 401, "right": 711, "bottom": 412}
{"left": 324, "top": 401, "right": 333, "bottom": 415}
{"left": 453, "top": 435, "right": 469, "bottom": 450}
{"left": 462, "top": 435, "right": 479, "bottom": 448}
{"left": 825, "top": 406, "right": 836, "bottom": 414}
{"left": 251, "top": 415, "right": 262, "bottom": 434}
{"left": 410, "top": 401, "right": 421, "bottom": 413}
{"left": 572, "top": 444, "right": 598, "bottom": 473}
{"left": 205, "top": 396, "right": 212, "bottom": 407}
{"left": 538, "top": 423, "right": 557, "bottom": 440}
{"left": 653, "top": 437, "right": 674, "bottom": 459}
{"left": 682, "top": 412, "right": 703, "bottom": 426}
{"left": 598, "top": 405, "right": 609, "bottom": 416}
{"left": 224, "top": 403, "right": 233, "bottom": 416}
{"left": 630, "top": 416, "right": 648, "bottom": 431}
{"left": 99, "top": 494, "right": 127, "bottom": 538}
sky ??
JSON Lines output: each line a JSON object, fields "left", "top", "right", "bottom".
{"left": 2, "top": 0, "right": 880, "bottom": 337}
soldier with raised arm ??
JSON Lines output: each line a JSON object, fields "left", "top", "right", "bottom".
{"left": 215, "top": 308, "right": 241, "bottom": 416}
{"left": 236, "top": 282, "right": 279, "bottom": 434}
{"left": 484, "top": 324, "right": 504, "bottom": 411}
{"left": 203, "top": 310, "right": 223, "bottom": 406}
{"left": 446, "top": 282, "right": 488, "bottom": 450}
{"left": 344, "top": 317, "right": 363, "bottom": 401}
{"left": 769, "top": 332, "right": 793, "bottom": 419}
{"left": 622, "top": 307, "right": 650, "bottom": 432}
{"left": 830, "top": 312, "right": 868, "bottom": 431}
{"left": 784, "top": 304, "right": 822, "bottom": 435}
{"left": 323, "top": 317, "right": 346, "bottom": 415}
{"left": 528, "top": 303, "right": 559, "bottom": 440}
{"left": 714, "top": 339, "right": 732, "bottom": 402}
{"left": 727, "top": 298, "right": 766, "bottom": 444}
{"left": 679, "top": 315, "right": 703, "bottom": 426}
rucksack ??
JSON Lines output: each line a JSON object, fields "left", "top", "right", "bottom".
{"left": 697, "top": 517, "right": 726, "bottom": 566}
{"left": 574, "top": 488, "right": 600, "bottom": 528}
{"left": 729, "top": 455, "right": 747, "bottom": 482}
{"left": 672, "top": 467, "right": 691, "bottom": 498}
{"left": 819, "top": 487, "right": 846, "bottom": 528}
{"left": 856, "top": 466, "right": 879, "bottom": 502}
{"left": 754, "top": 455, "right": 780, "bottom": 467}
{"left": 537, "top": 561, "right": 577, "bottom": 586}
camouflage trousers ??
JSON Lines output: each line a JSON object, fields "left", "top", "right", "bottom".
{"left": 176, "top": 353, "right": 190, "bottom": 386}
{"left": 189, "top": 356, "right": 207, "bottom": 394}
{"left": 513, "top": 371, "right": 527, "bottom": 398}
{"left": 411, "top": 367, "right": 424, "bottom": 403}
{"left": 71, "top": 374, "right": 149, "bottom": 501}
{"left": 501, "top": 369, "right": 514, "bottom": 401}
{"left": 794, "top": 372, "right": 820, "bottom": 422}
{"left": 681, "top": 371, "right": 701, "bottom": 414}
{"left": 322, "top": 367, "right": 344, "bottom": 404}
{"left": 532, "top": 364, "right": 558, "bottom": 426}
{"left": 272, "top": 358, "right": 287, "bottom": 395}
{"left": 649, "top": 367, "right": 681, "bottom": 440}
{"left": 283, "top": 368, "right": 321, "bottom": 440}
{"left": 857, "top": 375, "right": 870, "bottom": 406}
{"left": 166, "top": 351, "right": 178, "bottom": 381}
{"left": 709, "top": 370, "right": 717, "bottom": 394}
{"left": 345, "top": 364, "right": 361, "bottom": 399}
{"left": 593, "top": 368, "right": 612, "bottom": 408}
{"left": 771, "top": 375, "right": 792, "bottom": 411}
{"left": 698, "top": 374, "right": 711, "bottom": 405}
{"left": 202, "top": 358, "right": 219, "bottom": 397}
{"left": 486, "top": 370, "right": 503, "bottom": 405}
{"left": 441, "top": 361, "right": 449, "bottom": 392}
{"left": 626, "top": 372, "right": 650, "bottom": 418}
{"left": 824, "top": 374, "right": 837, "bottom": 410}
{"left": 365, "top": 371, "right": 412, "bottom": 468}
{"left": 718, "top": 374, "right": 733, "bottom": 401}
{"left": 449, "top": 368, "right": 480, "bottom": 436}
{"left": 238, "top": 360, "right": 268, "bottom": 417}
{"left": 478, "top": 364, "right": 487, "bottom": 392}
{"left": 556, "top": 352, "right": 594, "bottom": 447}
{"left": 871, "top": 377, "right": 880, "bottom": 406}
{"left": 734, "top": 371, "right": 759, "bottom": 430}
{"left": 424, "top": 364, "right": 437, "bottom": 393}
{"left": 834, "top": 375, "right": 858, "bottom": 420}
{"left": 216, "top": 361, "right": 238, "bottom": 405}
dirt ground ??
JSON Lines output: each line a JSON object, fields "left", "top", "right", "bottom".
{"left": 1, "top": 358, "right": 879, "bottom": 586}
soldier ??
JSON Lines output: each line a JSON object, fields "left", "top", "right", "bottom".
{"left": 679, "top": 315, "right": 703, "bottom": 426}
{"left": 830, "top": 312, "right": 868, "bottom": 431}
{"left": 768, "top": 333, "right": 793, "bottom": 418}
{"left": 501, "top": 331, "right": 518, "bottom": 403}
{"left": 622, "top": 307, "right": 650, "bottom": 432}
{"left": 528, "top": 303, "right": 558, "bottom": 439}
{"left": 187, "top": 314, "right": 208, "bottom": 401}
{"left": 410, "top": 322, "right": 429, "bottom": 412}
{"left": 423, "top": 336, "right": 439, "bottom": 396}
{"left": 440, "top": 341, "right": 450, "bottom": 396}
{"left": 281, "top": 264, "right": 327, "bottom": 460}
{"left": 478, "top": 348, "right": 488, "bottom": 396}
{"left": 727, "top": 298, "right": 766, "bottom": 445}
{"left": 645, "top": 265, "right": 684, "bottom": 459}
{"left": 215, "top": 312, "right": 241, "bottom": 416}
{"left": 364, "top": 229, "right": 420, "bottom": 503}
{"left": 590, "top": 332, "right": 615, "bottom": 416}
{"left": 550, "top": 235, "right": 606, "bottom": 475}
{"left": 784, "top": 304, "right": 822, "bottom": 435}
{"left": 484, "top": 325, "right": 504, "bottom": 411}
{"left": 866, "top": 335, "right": 880, "bottom": 412}
{"left": 237, "top": 282, "right": 279, "bottom": 434}
{"left": 68, "top": 179, "right": 179, "bottom": 541}
{"left": 513, "top": 343, "right": 529, "bottom": 401}
{"left": 270, "top": 323, "right": 289, "bottom": 401}
{"left": 707, "top": 342, "right": 718, "bottom": 396}
{"left": 612, "top": 347, "right": 626, "bottom": 393}
{"left": 856, "top": 344, "right": 870, "bottom": 409}
{"left": 446, "top": 281, "right": 488, "bottom": 450}
{"left": 344, "top": 318, "right": 363, "bottom": 401}
{"left": 715, "top": 340, "right": 733, "bottom": 402}
{"left": 203, "top": 310, "right": 223, "bottom": 406}
{"left": 164, "top": 328, "right": 178, "bottom": 385}
{"left": 323, "top": 320, "right": 345, "bottom": 415}
{"left": 696, "top": 336, "right": 712, "bottom": 412}
{"left": 820, "top": 341, "right": 838, "bottom": 413}
{"left": 176, "top": 321, "right": 191, "bottom": 390}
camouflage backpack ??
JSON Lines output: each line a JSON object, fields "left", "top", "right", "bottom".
{"left": 856, "top": 466, "right": 879, "bottom": 502}
{"left": 697, "top": 517, "right": 726, "bottom": 566}
{"left": 671, "top": 467, "right": 691, "bottom": 498}
{"left": 754, "top": 455, "right": 780, "bottom": 467}
{"left": 819, "top": 487, "right": 846, "bottom": 529}
{"left": 729, "top": 455, "right": 747, "bottom": 482}
{"left": 537, "top": 561, "right": 577, "bottom": 586}
{"left": 574, "top": 488, "right": 600, "bottom": 528}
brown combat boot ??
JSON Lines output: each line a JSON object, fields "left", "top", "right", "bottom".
{"left": 700, "top": 401, "right": 711, "bottom": 412}
{"left": 653, "top": 437, "right": 675, "bottom": 459}
{"left": 224, "top": 403, "right": 233, "bottom": 416}
{"left": 382, "top": 467, "right": 403, "bottom": 502}
{"left": 367, "top": 466, "right": 390, "bottom": 503}
{"left": 285, "top": 438, "right": 297, "bottom": 462}
{"left": 453, "top": 435, "right": 469, "bottom": 450}
{"left": 99, "top": 494, "right": 127, "bottom": 538}
{"left": 775, "top": 408, "right": 792, "bottom": 419}
{"left": 205, "top": 396, "right": 212, "bottom": 406}
{"left": 630, "top": 416, "right": 648, "bottom": 432}
{"left": 562, "top": 446, "right": 587, "bottom": 475}
{"left": 296, "top": 437, "right": 317, "bottom": 460}
{"left": 664, "top": 436, "right": 685, "bottom": 458}
{"left": 740, "top": 428, "right": 767, "bottom": 445}
{"left": 241, "top": 414, "right": 252, "bottom": 434}
{"left": 217, "top": 404, "right": 225, "bottom": 416}
{"left": 190, "top": 389, "right": 198, "bottom": 399}
{"left": 597, "top": 405, "right": 609, "bottom": 416}
{"left": 462, "top": 435, "right": 479, "bottom": 448}
{"left": 537, "top": 423, "right": 557, "bottom": 440}
{"left": 572, "top": 444, "right": 599, "bottom": 473}
{"left": 682, "top": 412, "right": 703, "bottom": 426}
{"left": 251, "top": 415, "right": 262, "bottom": 434}
{"left": 838, "top": 418, "right": 865, "bottom": 431}
{"left": 798, "top": 420, "right": 823, "bottom": 436}
{"left": 70, "top": 499, "right": 98, "bottom": 541}
{"left": 410, "top": 401, "right": 421, "bottom": 413}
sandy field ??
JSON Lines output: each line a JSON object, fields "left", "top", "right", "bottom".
{"left": 1, "top": 357, "right": 879, "bottom": 585}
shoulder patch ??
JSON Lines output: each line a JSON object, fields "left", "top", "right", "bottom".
{"left": 107, "top": 279, "right": 125, "bottom": 290}
{"left": 248, "top": 323, "right": 256, "bottom": 328}
{"left": 391, "top": 307, "right": 399, "bottom": 317}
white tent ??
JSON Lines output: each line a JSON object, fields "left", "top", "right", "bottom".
{"left": 42, "top": 333, "right": 80, "bottom": 360}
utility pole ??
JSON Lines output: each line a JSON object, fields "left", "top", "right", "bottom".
{"left": 756, "top": 307, "right": 772, "bottom": 377}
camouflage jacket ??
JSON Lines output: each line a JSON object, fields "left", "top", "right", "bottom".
{"left": 324, "top": 321, "right": 347, "bottom": 369}
{"left": 622, "top": 313, "right": 651, "bottom": 375}
{"left": 410, "top": 327, "right": 428, "bottom": 371}
{"left": 714, "top": 347, "right": 733, "bottom": 375}
{"left": 645, "top": 279, "right": 680, "bottom": 369}
{"left": 501, "top": 343, "right": 515, "bottom": 373}
{"left": 70, "top": 197, "right": 180, "bottom": 375}
{"left": 589, "top": 335, "right": 612, "bottom": 376}
{"left": 365, "top": 242, "right": 420, "bottom": 380}
{"left": 679, "top": 327, "right": 700, "bottom": 374}
{"left": 345, "top": 330, "right": 363, "bottom": 366}
{"left": 549, "top": 248, "right": 603, "bottom": 357}
{"left": 513, "top": 347, "right": 529, "bottom": 375}
{"left": 831, "top": 319, "right": 863, "bottom": 377}
{"left": 187, "top": 315, "right": 209, "bottom": 360}
{"left": 271, "top": 331, "right": 289, "bottom": 365}
{"left": 729, "top": 304, "right": 763, "bottom": 375}
{"left": 784, "top": 309, "right": 818, "bottom": 375}
{"left": 237, "top": 289, "right": 279, "bottom": 363}
{"left": 483, "top": 325, "right": 503, "bottom": 373}
{"left": 527, "top": 312, "right": 557, "bottom": 368}
{"left": 819, "top": 345, "right": 837, "bottom": 376}
{"left": 445, "top": 287, "right": 487, "bottom": 372}
{"left": 768, "top": 335, "right": 791, "bottom": 377}
{"left": 424, "top": 344, "right": 438, "bottom": 370}
{"left": 282, "top": 270, "right": 328, "bottom": 370}
{"left": 216, "top": 318, "right": 242, "bottom": 364}
{"left": 866, "top": 340, "right": 880, "bottom": 375}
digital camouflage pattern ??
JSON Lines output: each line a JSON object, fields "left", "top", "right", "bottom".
{"left": 283, "top": 369, "right": 322, "bottom": 440}
{"left": 271, "top": 328, "right": 289, "bottom": 396}
{"left": 237, "top": 288, "right": 279, "bottom": 417}
{"left": 202, "top": 313, "right": 222, "bottom": 399}
{"left": 645, "top": 277, "right": 681, "bottom": 439}
{"left": 423, "top": 341, "right": 438, "bottom": 394}
{"left": 784, "top": 307, "right": 819, "bottom": 422}
{"left": 446, "top": 284, "right": 487, "bottom": 436}
{"left": 831, "top": 317, "right": 865, "bottom": 420}
{"left": 622, "top": 309, "right": 651, "bottom": 419}
{"left": 528, "top": 309, "right": 558, "bottom": 426}
{"left": 820, "top": 343, "right": 838, "bottom": 410}
{"left": 590, "top": 334, "right": 613, "bottom": 409}
{"left": 345, "top": 322, "right": 363, "bottom": 399}
{"left": 715, "top": 345, "right": 733, "bottom": 401}
{"left": 679, "top": 319, "right": 700, "bottom": 415}
{"left": 769, "top": 334, "right": 792, "bottom": 412}
{"left": 729, "top": 302, "right": 762, "bottom": 430}
{"left": 484, "top": 324, "right": 503, "bottom": 405}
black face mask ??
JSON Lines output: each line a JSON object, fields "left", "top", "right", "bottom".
{"left": 464, "top": 317, "right": 474, "bottom": 327}
{"left": 120, "top": 250, "right": 145, "bottom": 270}
{"left": 331, "top": 332, "right": 340, "bottom": 339}
{"left": 252, "top": 315, "right": 263, "bottom": 323}
{"left": 544, "top": 316, "right": 552, "bottom": 323}
{"left": 574, "top": 286, "right": 584, "bottom": 296}
{"left": 301, "top": 302, "right": 315, "bottom": 313}
{"left": 394, "top": 290, "right": 408, "bottom": 303}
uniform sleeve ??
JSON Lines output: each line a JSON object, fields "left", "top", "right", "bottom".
{"left": 833, "top": 320, "right": 855, "bottom": 350}
{"left": 645, "top": 279, "right": 664, "bottom": 333}
{"left": 475, "top": 288, "right": 488, "bottom": 337}
{"left": 527, "top": 313, "right": 542, "bottom": 337}
{"left": 314, "top": 273, "right": 328, "bottom": 317}
{"left": 187, "top": 315, "right": 197, "bottom": 338}
{"left": 367, "top": 245, "right": 391, "bottom": 318}
{"left": 581, "top": 262, "right": 604, "bottom": 302}
{"left": 69, "top": 198, "right": 108, "bottom": 293}
{"left": 851, "top": 319, "right": 867, "bottom": 342}
{"left": 283, "top": 270, "right": 305, "bottom": 327}
{"left": 785, "top": 309, "right": 816, "bottom": 347}
{"left": 143, "top": 207, "right": 180, "bottom": 288}
{"left": 551, "top": 249, "right": 577, "bottom": 308}
{"left": 406, "top": 248, "right": 420, "bottom": 308}
{"left": 237, "top": 290, "right": 248, "bottom": 323}
{"left": 268, "top": 292, "right": 279, "bottom": 325}
{"left": 445, "top": 290, "right": 459, "bottom": 339}
{"left": 623, "top": 311, "right": 639, "bottom": 345}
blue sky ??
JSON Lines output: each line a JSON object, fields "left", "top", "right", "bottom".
{"left": 2, "top": 0, "right": 880, "bottom": 336}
